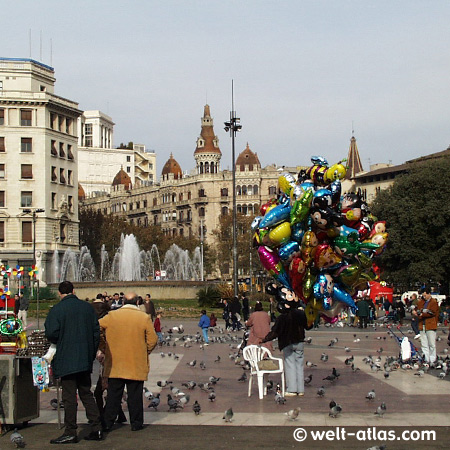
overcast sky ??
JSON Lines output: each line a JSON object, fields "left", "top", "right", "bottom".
{"left": 3, "top": 1, "right": 450, "bottom": 174}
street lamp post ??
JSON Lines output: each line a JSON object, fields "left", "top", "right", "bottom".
{"left": 200, "top": 218, "right": 204, "bottom": 282}
{"left": 23, "top": 208, "right": 44, "bottom": 327}
{"left": 224, "top": 80, "right": 242, "bottom": 298}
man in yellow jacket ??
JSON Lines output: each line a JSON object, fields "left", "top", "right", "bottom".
{"left": 99, "top": 292, "right": 157, "bottom": 432}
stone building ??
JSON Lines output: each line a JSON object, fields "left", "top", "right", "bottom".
{"left": 0, "top": 57, "right": 81, "bottom": 284}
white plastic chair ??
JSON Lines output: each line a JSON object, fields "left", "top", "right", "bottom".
{"left": 243, "top": 344, "right": 285, "bottom": 399}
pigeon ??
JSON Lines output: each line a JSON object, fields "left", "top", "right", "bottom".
{"left": 305, "top": 337, "right": 312, "bottom": 344}
{"left": 438, "top": 372, "right": 446, "bottom": 379}
{"left": 366, "top": 389, "right": 376, "bottom": 400}
{"left": 238, "top": 372, "right": 247, "bottom": 382}
{"left": 160, "top": 352, "right": 166, "bottom": 357}
{"left": 285, "top": 407, "right": 301, "bottom": 421}
{"left": 178, "top": 394, "right": 190, "bottom": 407}
{"left": 192, "top": 400, "right": 201, "bottom": 415}
{"left": 208, "top": 391, "right": 216, "bottom": 402}
{"left": 384, "top": 371, "right": 390, "bottom": 379}
{"left": 344, "top": 347, "right": 351, "bottom": 353}
{"left": 143, "top": 387, "right": 153, "bottom": 400}
{"left": 209, "top": 376, "right": 220, "bottom": 384}
{"left": 375, "top": 402, "right": 387, "bottom": 418}
{"left": 323, "top": 373, "right": 336, "bottom": 382}
{"left": 187, "top": 359, "right": 197, "bottom": 367}
{"left": 332, "top": 367, "right": 340, "bottom": 378}
{"left": 329, "top": 400, "right": 342, "bottom": 418}
{"left": 304, "top": 374, "right": 313, "bottom": 385}
{"left": 50, "top": 398, "right": 64, "bottom": 410}
{"left": 320, "top": 353, "right": 328, "bottom": 362}
{"left": 275, "top": 392, "right": 286, "bottom": 404}
{"left": 306, "top": 361, "right": 317, "bottom": 368}
{"left": 148, "top": 393, "right": 160, "bottom": 410}
{"left": 266, "top": 380, "right": 274, "bottom": 392}
{"left": 214, "top": 355, "right": 221, "bottom": 362}
{"left": 171, "top": 386, "right": 181, "bottom": 396}
{"left": 317, "top": 386, "right": 325, "bottom": 397}
{"left": 328, "top": 338, "right": 338, "bottom": 347}
{"left": 414, "top": 370, "right": 424, "bottom": 377}
{"left": 223, "top": 407, "right": 234, "bottom": 422}
{"left": 351, "top": 363, "right": 360, "bottom": 372}
{"left": 200, "top": 361, "right": 206, "bottom": 370}
{"left": 10, "top": 429, "right": 26, "bottom": 448}
{"left": 182, "top": 381, "right": 197, "bottom": 390}
{"left": 167, "top": 394, "right": 182, "bottom": 412}
{"left": 157, "top": 380, "right": 172, "bottom": 388}
{"left": 344, "top": 356, "right": 354, "bottom": 366}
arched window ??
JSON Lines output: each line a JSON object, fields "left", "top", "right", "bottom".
{"left": 242, "top": 185, "right": 247, "bottom": 195}
{"left": 221, "top": 206, "right": 228, "bottom": 215}
{"left": 188, "top": 191, "right": 191, "bottom": 200}
{"left": 269, "top": 186, "right": 277, "bottom": 195}
{"left": 205, "top": 162, "right": 210, "bottom": 173}
{"left": 237, "top": 185, "right": 241, "bottom": 195}
{"left": 199, "top": 207, "right": 205, "bottom": 217}
{"left": 247, "top": 185, "right": 253, "bottom": 195}
{"left": 237, "top": 205, "right": 242, "bottom": 214}
{"left": 242, "top": 204, "right": 248, "bottom": 215}
{"left": 253, "top": 184, "right": 259, "bottom": 195}
{"left": 199, "top": 162, "right": 203, "bottom": 174}
{"left": 179, "top": 193, "right": 183, "bottom": 201}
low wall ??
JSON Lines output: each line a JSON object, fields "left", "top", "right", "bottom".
{"left": 47, "top": 281, "right": 215, "bottom": 300}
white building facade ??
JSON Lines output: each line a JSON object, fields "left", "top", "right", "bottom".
{"left": 0, "top": 57, "right": 81, "bottom": 284}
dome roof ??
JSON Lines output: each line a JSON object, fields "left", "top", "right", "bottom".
{"left": 78, "top": 183, "right": 86, "bottom": 201}
{"left": 162, "top": 153, "right": 182, "bottom": 179}
{"left": 236, "top": 143, "right": 261, "bottom": 170}
{"left": 112, "top": 167, "right": 132, "bottom": 190}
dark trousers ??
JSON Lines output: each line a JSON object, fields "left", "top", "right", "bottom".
{"left": 411, "top": 317, "right": 420, "bottom": 335}
{"left": 104, "top": 378, "right": 144, "bottom": 429}
{"left": 358, "top": 316, "right": 368, "bottom": 328}
{"left": 60, "top": 371, "right": 101, "bottom": 436}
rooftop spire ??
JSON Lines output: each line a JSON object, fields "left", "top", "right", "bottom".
{"left": 346, "top": 135, "right": 364, "bottom": 178}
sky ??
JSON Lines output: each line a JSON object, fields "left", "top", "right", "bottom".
{"left": 3, "top": 1, "right": 450, "bottom": 174}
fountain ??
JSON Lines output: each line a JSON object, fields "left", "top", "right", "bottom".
{"left": 53, "top": 234, "right": 200, "bottom": 283}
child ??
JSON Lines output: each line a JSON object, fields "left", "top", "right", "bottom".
{"left": 154, "top": 312, "right": 164, "bottom": 344}
{"left": 210, "top": 313, "right": 217, "bottom": 327}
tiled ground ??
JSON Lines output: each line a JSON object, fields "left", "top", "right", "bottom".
{"left": 33, "top": 317, "right": 450, "bottom": 427}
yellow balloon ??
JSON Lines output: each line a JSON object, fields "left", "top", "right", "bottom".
{"left": 278, "top": 173, "right": 296, "bottom": 195}
{"left": 268, "top": 222, "right": 291, "bottom": 246}
{"left": 20, "top": 266, "right": 24, "bottom": 271}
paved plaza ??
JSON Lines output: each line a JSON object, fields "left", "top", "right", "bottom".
{"left": 2, "top": 317, "right": 449, "bottom": 449}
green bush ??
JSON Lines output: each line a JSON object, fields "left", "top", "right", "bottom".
{"left": 196, "top": 286, "right": 221, "bottom": 308}
{"left": 30, "top": 285, "right": 58, "bottom": 301}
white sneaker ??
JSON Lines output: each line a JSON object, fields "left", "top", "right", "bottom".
{"left": 204, "top": 343, "right": 209, "bottom": 346}
{"left": 284, "top": 392, "right": 297, "bottom": 397}
{"left": 414, "top": 334, "right": 420, "bottom": 339}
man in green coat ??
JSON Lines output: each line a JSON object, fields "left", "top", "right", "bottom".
{"left": 45, "top": 281, "right": 103, "bottom": 444}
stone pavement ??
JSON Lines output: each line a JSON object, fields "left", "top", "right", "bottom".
{"left": 3, "top": 317, "right": 449, "bottom": 449}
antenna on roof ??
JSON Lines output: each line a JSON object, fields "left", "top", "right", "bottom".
{"left": 352, "top": 120, "right": 354, "bottom": 136}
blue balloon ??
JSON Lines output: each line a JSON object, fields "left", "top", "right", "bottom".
{"left": 332, "top": 283, "right": 357, "bottom": 312}
{"left": 278, "top": 241, "right": 300, "bottom": 262}
{"left": 291, "top": 222, "right": 305, "bottom": 243}
{"left": 259, "top": 201, "right": 291, "bottom": 229}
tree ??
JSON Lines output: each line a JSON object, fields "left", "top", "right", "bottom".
{"left": 371, "top": 157, "right": 450, "bottom": 294}
{"left": 213, "top": 212, "right": 259, "bottom": 279}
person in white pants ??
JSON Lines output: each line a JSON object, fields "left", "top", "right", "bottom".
{"left": 18, "top": 293, "right": 29, "bottom": 329}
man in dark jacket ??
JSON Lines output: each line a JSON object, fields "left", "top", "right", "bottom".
{"left": 45, "top": 281, "right": 103, "bottom": 444}
{"left": 242, "top": 294, "right": 250, "bottom": 322}
{"left": 230, "top": 296, "right": 242, "bottom": 331}
{"left": 356, "top": 297, "right": 370, "bottom": 328}
{"left": 262, "top": 306, "right": 312, "bottom": 396}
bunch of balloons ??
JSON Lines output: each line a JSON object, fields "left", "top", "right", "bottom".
{"left": 253, "top": 156, "right": 388, "bottom": 325}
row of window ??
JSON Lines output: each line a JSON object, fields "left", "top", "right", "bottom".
{"left": 0, "top": 221, "right": 69, "bottom": 244}
{"left": 51, "top": 193, "right": 74, "bottom": 213}
{"left": 236, "top": 185, "right": 259, "bottom": 195}
{"left": 0, "top": 190, "right": 33, "bottom": 208}
{"left": 50, "top": 112, "right": 73, "bottom": 135}
{"left": 0, "top": 136, "right": 33, "bottom": 153}
{"left": 0, "top": 163, "right": 33, "bottom": 179}
{"left": 51, "top": 166, "right": 73, "bottom": 185}
{"left": 0, "top": 109, "right": 32, "bottom": 127}
{"left": 51, "top": 140, "right": 74, "bottom": 160}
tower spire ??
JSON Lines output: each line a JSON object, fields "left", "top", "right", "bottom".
{"left": 346, "top": 135, "right": 364, "bottom": 178}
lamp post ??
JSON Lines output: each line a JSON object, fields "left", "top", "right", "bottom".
{"left": 23, "top": 208, "right": 45, "bottom": 327}
{"left": 200, "top": 218, "right": 204, "bottom": 281}
{"left": 224, "top": 80, "right": 242, "bottom": 298}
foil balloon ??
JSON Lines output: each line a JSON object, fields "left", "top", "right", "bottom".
{"left": 259, "top": 200, "right": 291, "bottom": 229}
{"left": 291, "top": 222, "right": 306, "bottom": 243}
{"left": 257, "top": 246, "right": 291, "bottom": 289}
{"left": 251, "top": 216, "right": 263, "bottom": 231}
{"left": 290, "top": 189, "right": 313, "bottom": 226}
{"left": 301, "top": 230, "right": 318, "bottom": 265}
{"left": 288, "top": 256, "right": 306, "bottom": 298}
{"left": 320, "top": 301, "right": 346, "bottom": 318}
{"left": 324, "top": 161, "right": 347, "bottom": 183}
{"left": 333, "top": 232, "right": 379, "bottom": 261}
{"left": 313, "top": 273, "right": 334, "bottom": 310}
{"left": 279, "top": 241, "right": 300, "bottom": 262}
{"left": 278, "top": 172, "right": 296, "bottom": 195}
{"left": 268, "top": 222, "right": 291, "bottom": 247}
{"left": 332, "top": 284, "right": 357, "bottom": 312}
{"left": 312, "top": 189, "right": 333, "bottom": 210}
{"left": 368, "top": 221, "right": 386, "bottom": 239}
{"left": 367, "top": 232, "right": 388, "bottom": 255}
{"left": 328, "top": 180, "right": 342, "bottom": 207}
{"left": 321, "top": 315, "right": 339, "bottom": 324}
{"left": 314, "top": 244, "right": 342, "bottom": 270}
{"left": 302, "top": 267, "right": 315, "bottom": 300}
{"left": 260, "top": 199, "right": 277, "bottom": 216}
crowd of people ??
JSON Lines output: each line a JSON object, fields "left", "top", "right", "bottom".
{"left": 40, "top": 281, "right": 450, "bottom": 444}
